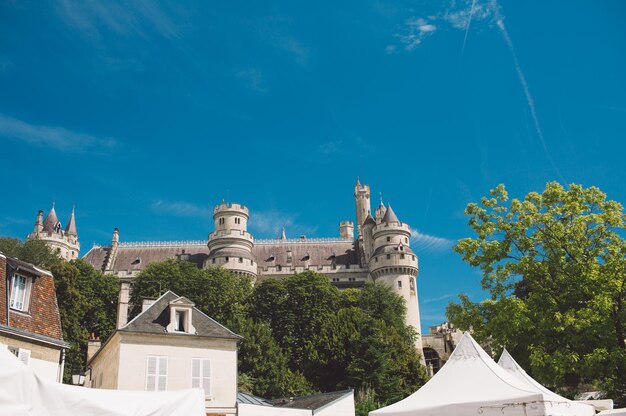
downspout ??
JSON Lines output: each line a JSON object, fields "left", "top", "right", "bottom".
{"left": 5, "top": 263, "right": 17, "bottom": 327}
{"left": 58, "top": 348, "right": 66, "bottom": 383}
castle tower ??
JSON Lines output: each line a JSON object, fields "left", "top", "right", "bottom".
{"left": 205, "top": 201, "right": 257, "bottom": 281}
{"left": 339, "top": 221, "right": 354, "bottom": 239}
{"left": 27, "top": 204, "right": 80, "bottom": 260}
{"left": 354, "top": 178, "right": 371, "bottom": 237}
{"left": 367, "top": 202, "right": 424, "bottom": 361}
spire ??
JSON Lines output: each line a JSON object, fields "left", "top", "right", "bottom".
{"left": 280, "top": 226, "right": 286, "bottom": 240}
{"left": 42, "top": 203, "right": 61, "bottom": 234}
{"left": 382, "top": 203, "right": 400, "bottom": 224}
{"left": 65, "top": 206, "right": 77, "bottom": 236}
{"left": 355, "top": 177, "right": 361, "bottom": 187}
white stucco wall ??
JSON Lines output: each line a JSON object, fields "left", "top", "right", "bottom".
{"left": 316, "top": 392, "right": 356, "bottom": 416}
{"left": 238, "top": 403, "right": 311, "bottom": 416}
{"left": 116, "top": 334, "right": 238, "bottom": 413}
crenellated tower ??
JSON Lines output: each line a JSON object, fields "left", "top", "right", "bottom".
{"left": 357, "top": 186, "right": 424, "bottom": 361}
{"left": 204, "top": 201, "right": 257, "bottom": 281}
{"left": 27, "top": 204, "right": 80, "bottom": 260}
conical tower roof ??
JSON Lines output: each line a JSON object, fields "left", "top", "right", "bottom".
{"left": 42, "top": 204, "right": 61, "bottom": 234}
{"left": 65, "top": 207, "right": 77, "bottom": 236}
{"left": 381, "top": 203, "right": 399, "bottom": 224}
{"left": 363, "top": 213, "right": 376, "bottom": 227}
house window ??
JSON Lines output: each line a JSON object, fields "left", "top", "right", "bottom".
{"left": 192, "top": 358, "right": 211, "bottom": 396}
{"left": 175, "top": 310, "right": 187, "bottom": 332}
{"left": 10, "top": 274, "right": 30, "bottom": 311}
{"left": 9, "top": 347, "right": 30, "bottom": 366}
{"left": 146, "top": 356, "right": 167, "bottom": 391}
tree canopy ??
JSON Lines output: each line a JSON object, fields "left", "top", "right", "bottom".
{"left": 130, "top": 262, "right": 426, "bottom": 413}
{"left": 448, "top": 182, "right": 626, "bottom": 405}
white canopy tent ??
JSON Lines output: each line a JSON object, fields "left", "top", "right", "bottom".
{"left": 371, "top": 333, "right": 592, "bottom": 416}
{"left": 0, "top": 345, "right": 205, "bottom": 416}
{"left": 498, "top": 349, "right": 595, "bottom": 416}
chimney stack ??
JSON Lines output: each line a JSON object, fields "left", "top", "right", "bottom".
{"left": 86, "top": 333, "right": 101, "bottom": 363}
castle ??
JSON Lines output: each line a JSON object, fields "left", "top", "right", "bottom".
{"left": 29, "top": 179, "right": 425, "bottom": 356}
{"left": 27, "top": 204, "right": 80, "bottom": 261}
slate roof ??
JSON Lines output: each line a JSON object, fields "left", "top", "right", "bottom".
{"left": 381, "top": 204, "right": 400, "bottom": 224}
{"left": 363, "top": 214, "right": 376, "bottom": 227}
{"left": 272, "top": 389, "right": 353, "bottom": 410}
{"left": 84, "top": 240, "right": 360, "bottom": 273}
{"left": 121, "top": 290, "right": 241, "bottom": 340}
{"left": 42, "top": 205, "right": 60, "bottom": 233}
{"left": 237, "top": 392, "right": 273, "bottom": 406}
{"left": 65, "top": 209, "right": 77, "bottom": 236}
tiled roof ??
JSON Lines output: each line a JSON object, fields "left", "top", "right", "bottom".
{"left": 121, "top": 290, "right": 241, "bottom": 340}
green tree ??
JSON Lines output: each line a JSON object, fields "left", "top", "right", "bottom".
{"left": 50, "top": 260, "right": 119, "bottom": 382}
{"left": 129, "top": 259, "right": 253, "bottom": 323}
{"left": 0, "top": 236, "right": 61, "bottom": 268}
{"left": 449, "top": 182, "right": 626, "bottom": 405}
{"left": 229, "top": 316, "right": 313, "bottom": 398}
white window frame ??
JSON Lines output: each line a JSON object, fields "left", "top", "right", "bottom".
{"left": 145, "top": 356, "right": 168, "bottom": 391}
{"left": 9, "top": 273, "right": 31, "bottom": 312}
{"left": 191, "top": 358, "right": 211, "bottom": 396}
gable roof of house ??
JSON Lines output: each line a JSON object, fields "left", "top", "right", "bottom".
{"left": 272, "top": 389, "right": 353, "bottom": 411}
{"left": 120, "top": 290, "right": 241, "bottom": 340}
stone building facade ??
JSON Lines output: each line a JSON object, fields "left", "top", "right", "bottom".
{"left": 80, "top": 179, "right": 424, "bottom": 355}
{"left": 26, "top": 204, "right": 80, "bottom": 261}
{"left": 0, "top": 253, "right": 69, "bottom": 381}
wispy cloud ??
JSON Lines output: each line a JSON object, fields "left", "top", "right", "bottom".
{"left": 0, "top": 114, "right": 116, "bottom": 153}
{"left": 490, "top": 0, "right": 566, "bottom": 183}
{"left": 410, "top": 228, "right": 453, "bottom": 252}
{"left": 422, "top": 293, "right": 457, "bottom": 304}
{"left": 318, "top": 140, "right": 343, "bottom": 155}
{"left": 234, "top": 68, "right": 268, "bottom": 93}
{"left": 56, "top": 0, "right": 181, "bottom": 40}
{"left": 150, "top": 200, "right": 209, "bottom": 218}
{"left": 250, "top": 209, "right": 318, "bottom": 238}
{"left": 388, "top": 17, "right": 438, "bottom": 53}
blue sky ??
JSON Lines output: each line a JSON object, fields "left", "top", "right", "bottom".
{"left": 1, "top": 0, "right": 625, "bottom": 328}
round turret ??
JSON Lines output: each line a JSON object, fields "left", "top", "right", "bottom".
{"left": 205, "top": 201, "right": 257, "bottom": 280}
{"left": 27, "top": 204, "right": 80, "bottom": 260}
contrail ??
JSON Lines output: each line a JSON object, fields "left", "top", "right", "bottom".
{"left": 491, "top": 0, "right": 566, "bottom": 184}
{"left": 460, "top": 0, "right": 477, "bottom": 57}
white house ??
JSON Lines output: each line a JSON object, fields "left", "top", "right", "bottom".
{"left": 87, "top": 290, "right": 241, "bottom": 415}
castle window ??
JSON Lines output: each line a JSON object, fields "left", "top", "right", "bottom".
{"left": 405, "top": 238, "right": 408, "bottom": 243}
{"left": 397, "top": 281, "right": 402, "bottom": 288}
{"left": 212, "top": 258, "right": 216, "bottom": 264}
{"left": 277, "top": 265, "right": 282, "bottom": 271}
{"left": 9, "top": 274, "right": 31, "bottom": 312}
{"left": 412, "top": 255, "right": 416, "bottom": 260}
{"left": 387, "top": 237, "right": 391, "bottom": 242}
{"left": 401, "top": 254, "right": 405, "bottom": 259}
{"left": 225, "top": 257, "right": 229, "bottom": 262}
{"left": 332, "top": 278, "right": 339, "bottom": 282}
{"left": 375, "top": 257, "right": 378, "bottom": 262}
{"left": 386, "top": 254, "right": 390, "bottom": 259}
{"left": 251, "top": 260, "right": 254, "bottom": 265}
{"left": 349, "top": 277, "right": 356, "bottom": 282}
{"left": 239, "top": 257, "right": 243, "bottom": 263}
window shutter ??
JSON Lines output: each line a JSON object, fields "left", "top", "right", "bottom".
{"left": 157, "top": 357, "right": 167, "bottom": 391}
{"left": 202, "top": 359, "right": 210, "bottom": 395}
{"left": 18, "top": 349, "right": 30, "bottom": 366}
{"left": 146, "top": 356, "right": 157, "bottom": 391}
{"left": 191, "top": 358, "right": 210, "bottom": 396}
{"left": 191, "top": 358, "right": 201, "bottom": 388}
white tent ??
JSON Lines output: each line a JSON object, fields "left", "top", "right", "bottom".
{"left": 498, "top": 349, "right": 595, "bottom": 416}
{"left": 370, "top": 333, "right": 586, "bottom": 416}
{"left": 0, "top": 345, "right": 205, "bottom": 416}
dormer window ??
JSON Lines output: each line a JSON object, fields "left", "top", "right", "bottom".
{"left": 10, "top": 274, "right": 31, "bottom": 312}
{"left": 175, "top": 310, "right": 187, "bottom": 332}
{"left": 166, "top": 297, "right": 196, "bottom": 334}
